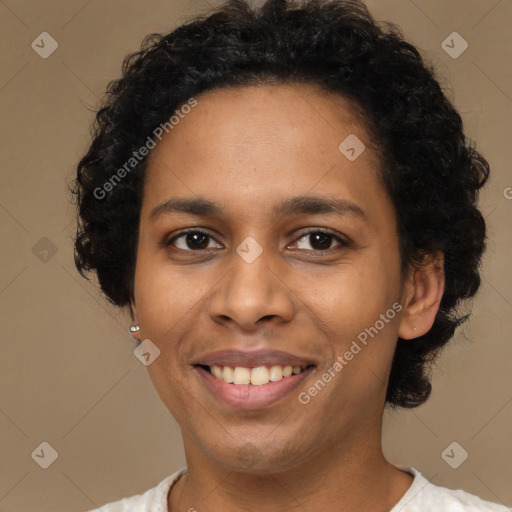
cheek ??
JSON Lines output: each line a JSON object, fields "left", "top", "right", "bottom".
{"left": 134, "top": 250, "right": 208, "bottom": 334}
{"left": 135, "top": 275, "right": 193, "bottom": 417}
{"left": 132, "top": 259, "right": 195, "bottom": 392}
{"left": 304, "top": 254, "right": 399, "bottom": 332}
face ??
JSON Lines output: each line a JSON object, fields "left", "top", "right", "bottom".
{"left": 131, "top": 83, "right": 411, "bottom": 472}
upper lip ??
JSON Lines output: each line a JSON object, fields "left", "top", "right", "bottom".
{"left": 191, "top": 348, "right": 317, "bottom": 368}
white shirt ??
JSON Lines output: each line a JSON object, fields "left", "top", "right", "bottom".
{"left": 86, "top": 465, "right": 510, "bottom": 511}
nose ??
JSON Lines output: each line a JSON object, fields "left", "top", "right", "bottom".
{"left": 207, "top": 245, "right": 296, "bottom": 332}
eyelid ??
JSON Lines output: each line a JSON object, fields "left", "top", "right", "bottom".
{"left": 164, "top": 227, "right": 350, "bottom": 252}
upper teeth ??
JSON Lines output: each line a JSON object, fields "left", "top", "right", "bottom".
{"left": 210, "top": 365, "right": 304, "bottom": 385}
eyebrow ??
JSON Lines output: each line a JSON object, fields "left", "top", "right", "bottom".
{"left": 150, "top": 195, "right": 367, "bottom": 221}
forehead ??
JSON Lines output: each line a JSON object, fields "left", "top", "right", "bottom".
{"left": 142, "top": 83, "right": 386, "bottom": 219}
{"left": 149, "top": 82, "right": 373, "bottom": 156}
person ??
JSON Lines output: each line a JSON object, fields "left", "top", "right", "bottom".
{"left": 72, "top": 0, "right": 510, "bottom": 510}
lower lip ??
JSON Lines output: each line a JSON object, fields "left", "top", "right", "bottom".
{"left": 195, "top": 366, "right": 314, "bottom": 410}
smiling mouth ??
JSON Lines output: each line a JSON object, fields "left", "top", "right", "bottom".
{"left": 196, "top": 364, "right": 315, "bottom": 386}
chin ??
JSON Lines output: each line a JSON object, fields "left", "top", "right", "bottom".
{"left": 201, "top": 432, "right": 313, "bottom": 474}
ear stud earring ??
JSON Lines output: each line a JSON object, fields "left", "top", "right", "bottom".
{"left": 129, "top": 324, "right": 140, "bottom": 333}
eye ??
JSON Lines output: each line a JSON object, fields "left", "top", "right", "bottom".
{"left": 290, "top": 229, "right": 349, "bottom": 252}
{"left": 164, "top": 228, "right": 350, "bottom": 253}
{"left": 166, "top": 230, "right": 222, "bottom": 251}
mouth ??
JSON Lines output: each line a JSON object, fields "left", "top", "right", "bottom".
{"left": 191, "top": 349, "right": 317, "bottom": 410}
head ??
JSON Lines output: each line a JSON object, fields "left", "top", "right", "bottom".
{"left": 73, "top": 0, "right": 488, "bottom": 472}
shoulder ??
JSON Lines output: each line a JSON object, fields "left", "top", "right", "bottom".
{"left": 85, "top": 467, "right": 187, "bottom": 512}
{"left": 392, "top": 466, "right": 510, "bottom": 512}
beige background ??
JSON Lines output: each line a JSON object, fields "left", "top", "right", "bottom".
{"left": 0, "top": 0, "right": 511, "bottom": 510}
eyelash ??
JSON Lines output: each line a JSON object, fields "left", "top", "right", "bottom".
{"left": 163, "top": 228, "right": 350, "bottom": 253}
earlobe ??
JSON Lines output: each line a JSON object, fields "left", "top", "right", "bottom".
{"left": 129, "top": 299, "right": 137, "bottom": 322}
{"left": 129, "top": 300, "right": 141, "bottom": 341}
{"left": 398, "top": 251, "right": 445, "bottom": 340}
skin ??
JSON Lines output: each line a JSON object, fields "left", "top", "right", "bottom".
{"left": 130, "top": 83, "right": 445, "bottom": 511}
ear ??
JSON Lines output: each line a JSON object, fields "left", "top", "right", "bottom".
{"left": 398, "top": 251, "right": 445, "bottom": 340}
{"left": 129, "top": 298, "right": 141, "bottom": 342}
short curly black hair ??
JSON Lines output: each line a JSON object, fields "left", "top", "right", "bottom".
{"left": 72, "top": 0, "right": 489, "bottom": 409}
